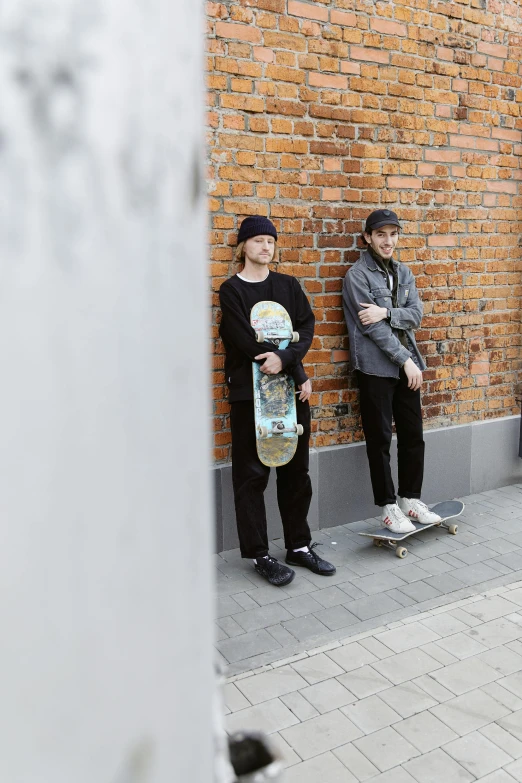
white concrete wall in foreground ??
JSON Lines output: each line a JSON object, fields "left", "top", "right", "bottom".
{"left": 0, "top": 2, "right": 213, "bottom": 781}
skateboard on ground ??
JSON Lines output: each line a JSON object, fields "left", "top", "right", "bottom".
{"left": 250, "top": 301, "right": 302, "bottom": 468}
{"left": 358, "top": 500, "right": 464, "bottom": 558}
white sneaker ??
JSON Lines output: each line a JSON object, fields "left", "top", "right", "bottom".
{"left": 381, "top": 504, "right": 416, "bottom": 533}
{"left": 398, "top": 497, "right": 442, "bottom": 525}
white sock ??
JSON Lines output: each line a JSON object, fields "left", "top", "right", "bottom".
{"left": 292, "top": 546, "right": 309, "bottom": 553}
{"left": 253, "top": 556, "right": 269, "bottom": 564}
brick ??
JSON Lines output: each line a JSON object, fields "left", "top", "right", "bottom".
{"left": 221, "top": 94, "right": 265, "bottom": 112}
{"left": 492, "top": 128, "right": 522, "bottom": 142}
{"left": 418, "top": 163, "right": 436, "bottom": 175}
{"left": 449, "top": 135, "right": 499, "bottom": 151}
{"left": 253, "top": 46, "right": 275, "bottom": 62}
{"left": 340, "top": 61, "right": 361, "bottom": 75}
{"left": 425, "top": 149, "right": 461, "bottom": 162}
{"left": 387, "top": 176, "right": 422, "bottom": 189}
{"left": 322, "top": 188, "right": 342, "bottom": 200}
{"left": 266, "top": 98, "right": 307, "bottom": 116}
{"left": 207, "top": 2, "right": 227, "bottom": 19}
{"left": 478, "top": 41, "right": 508, "bottom": 58}
{"left": 215, "top": 21, "right": 262, "bottom": 43}
{"left": 266, "top": 64, "right": 305, "bottom": 83}
{"left": 350, "top": 46, "right": 390, "bottom": 64}
{"left": 288, "top": 0, "right": 328, "bottom": 22}
{"left": 331, "top": 10, "right": 357, "bottom": 26}
{"left": 438, "top": 46, "right": 454, "bottom": 61}
{"left": 309, "top": 72, "right": 348, "bottom": 89}
{"left": 263, "top": 31, "right": 307, "bottom": 52}
{"left": 428, "top": 235, "right": 457, "bottom": 246}
{"left": 487, "top": 181, "right": 518, "bottom": 193}
{"left": 489, "top": 57, "right": 504, "bottom": 71}
{"left": 371, "top": 19, "right": 407, "bottom": 37}
{"left": 266, "top": 138, "right": 308, "bottom": 153}
{"left": 350, "top": 77, "right": 386, "bottom": 95}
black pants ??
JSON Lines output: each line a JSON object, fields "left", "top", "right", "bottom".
{"left": 230, "top": 400, "right": 313, "bottom": 559}
{"left": 357, "top": 370, "right": 425, "bottom": 507}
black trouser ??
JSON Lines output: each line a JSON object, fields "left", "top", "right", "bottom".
{"left": 230, "top": 399, "right": 313, "bottom": 559}
{"left": 357, "top": 370, "right": 425, "bottom": 507}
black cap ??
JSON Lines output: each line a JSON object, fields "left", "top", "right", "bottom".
{"left": 364, "top": 209, "right": 401, "bottom": 233}
{"left": 237, "top": 216, "right": 278, "bottom": 244}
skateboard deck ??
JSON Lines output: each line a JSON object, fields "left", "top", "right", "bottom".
{"left": 358, "top": 500, "right": 464, "bottom": 558}
{"left": 250, "top": 301, "right": 301, "bottom": 468}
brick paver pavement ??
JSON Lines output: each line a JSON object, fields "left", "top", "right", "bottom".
{"left": 223, "top": 575, "right": 522, "bottom": 779}
{"left": 216, "top": 485, "right": 522, "bottom": 676}
{"left": 218, "top": 484, "right": 522, "bottom": 779}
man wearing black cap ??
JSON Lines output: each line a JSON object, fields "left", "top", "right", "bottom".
{"left": 342, "top": 209, "right": 441, "bottom": 532}
{"left": 219, "top": 216, "right": 335, "bottom": 586}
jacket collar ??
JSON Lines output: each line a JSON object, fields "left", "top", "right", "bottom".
{"left": 362, "top": 249, "right": 398, "bottom": 273}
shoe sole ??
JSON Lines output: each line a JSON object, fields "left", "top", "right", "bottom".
{"left": 406, "top": 518, "right": 439, "bottom": 526}
{"left": 384, "top": 524, "right": 416, "bottom": 534}
{"left": 275, "top": 569, "right": 295, "bottom": 587}
{"left": 256, "top": 567, "right": 295, "bottom": 587}
{"left": 285, "top": 559, "right": 336, "bottom": 576}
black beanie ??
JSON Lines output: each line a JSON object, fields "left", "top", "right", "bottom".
{"left": 237, "top": 216, "right": 278, "bottom": 244}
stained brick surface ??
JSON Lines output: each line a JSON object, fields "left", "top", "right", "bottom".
{"left": 207, "top": 0, "right": 522, "bottom": 463}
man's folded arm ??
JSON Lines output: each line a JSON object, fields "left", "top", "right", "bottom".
{"left": 219, "top": 286, "right": 280, "bottom": 359}
{"left": 343, "top": 272, "right": 411, "bottom": 367}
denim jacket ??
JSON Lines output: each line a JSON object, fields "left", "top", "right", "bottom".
{"left": 342, "top": 250, "right": 426, "bottom": 377}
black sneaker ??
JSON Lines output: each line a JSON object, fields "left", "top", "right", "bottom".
{"left": 254, "top": 556, "right": 295, "bottom": 587}
{"left": 286, "top": 543, "right": 336, "bottom": 576}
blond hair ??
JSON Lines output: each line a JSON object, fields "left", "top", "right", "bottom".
{"left": 232, "top": 239, "right": 279, "bottom": 272}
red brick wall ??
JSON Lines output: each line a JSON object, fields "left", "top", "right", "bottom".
{"left": 207, "top": 0, "right": 522, "bottom": 464}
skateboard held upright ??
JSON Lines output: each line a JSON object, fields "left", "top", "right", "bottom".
{"left": 250, "top": 301, "right": 302, "bottom": 468}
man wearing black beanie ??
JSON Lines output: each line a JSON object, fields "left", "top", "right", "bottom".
{"left": 219, "top": 216, "right": 335, "bottom": 586}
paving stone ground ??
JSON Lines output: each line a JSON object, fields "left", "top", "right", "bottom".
{"left": 218, "top": 483, "right": 522, "bottom": 780}
{"left": 226, "top": 576, "right": 522, "bottom": 774}
{"left": 216, "top": 484, "right": 522, "bottom": 676}
{"left": 223, "top": 581, "right": 522, "bottom": 780}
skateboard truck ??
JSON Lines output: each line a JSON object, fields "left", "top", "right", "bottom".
{"left": 255, "top": 329, "right": 299, "bottom": 344}
{"left": 258, "top": 420, "right": 304, "bottom": 438}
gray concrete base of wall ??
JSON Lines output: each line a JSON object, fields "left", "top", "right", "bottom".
{"left": 213, "top": 415, "right": 522, "bottom": 554}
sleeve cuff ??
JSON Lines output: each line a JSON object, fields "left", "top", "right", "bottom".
{"left": 275, "top": 348, "right": 292, "bottom": 369}
{"left": 291, "top": 364, "right": 308, "bottom": 386}
{"left": 389, "top": 308, "right": 407, "bottom": 330}
{"left": 388, "top": 307, "right": 404, "bottom": 329}
{"left": 394, "top": 347, "right": 412, "bottom": 367}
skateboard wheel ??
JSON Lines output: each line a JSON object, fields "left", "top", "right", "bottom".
{"left": 256, "top": 330, "right": 265, "bottom": 343}
{"left": 291, "top": 331, "right": 300, "bottom": 343}
{"left": 258, "top": 425, "right": 269, "bottom": 438}
{"left": 448, "top": 524, "right": 458, "bottom": 535}
{"left": 295, "top": 424, "right": 304, "bottom": 436}
{"left": 373, "top": 539, "right": 382, "bottom": 547}
{"left": 396, "top": 546, "right": 407, "bottom": 559}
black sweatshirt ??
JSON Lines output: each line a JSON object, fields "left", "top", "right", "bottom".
{"left": 219, "top": 271, "right": 315, "bottom": 402}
